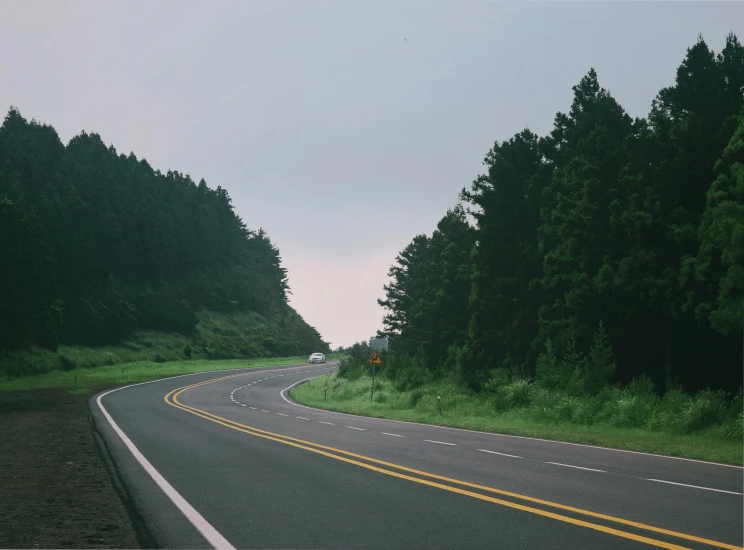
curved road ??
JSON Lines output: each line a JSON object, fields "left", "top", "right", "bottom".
{"left": 91, "top": 362, "right": 743, "bottom": 550}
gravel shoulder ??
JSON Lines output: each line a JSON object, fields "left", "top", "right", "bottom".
{"left": 0, "top": 389, "right": 139, "bottom": 549}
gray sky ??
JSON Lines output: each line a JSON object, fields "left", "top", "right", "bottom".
{"left": 2, "top": 1, "right": 742, "bottom": 348}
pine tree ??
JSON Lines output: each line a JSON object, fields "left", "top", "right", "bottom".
{"left": 695, "top": 110, "right": 744, "bottom": 337}
{"left": 463, "top": 129, "right": 548, "bottom": 371}
{"left": 537, "top": 69, "right": 633, "bottom": 353}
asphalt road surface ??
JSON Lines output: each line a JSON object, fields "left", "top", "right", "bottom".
{"left": 91, "top": 362, "right": 743, "bottom": 550}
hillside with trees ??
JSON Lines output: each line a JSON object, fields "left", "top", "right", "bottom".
{"left": 0, "top": 109, "right": 328, "bottom": 375}
{"left": 375, "top": 34, "right": 743, "bottom": 398}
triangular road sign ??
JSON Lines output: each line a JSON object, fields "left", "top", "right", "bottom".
{"left": 367, "top": 350, "right": 383, "bottom": 365}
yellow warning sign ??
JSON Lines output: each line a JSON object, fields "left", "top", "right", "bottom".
{"left": 367, "top": 351, "right": 383, "bottom": 365}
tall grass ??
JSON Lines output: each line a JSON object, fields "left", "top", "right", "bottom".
{"left": 291, "top": 372, "right": 743, "bottom": 465}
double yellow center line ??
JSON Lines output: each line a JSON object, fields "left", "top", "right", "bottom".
{"left": 164, "top": 367, "right": 741, "bottom": 550}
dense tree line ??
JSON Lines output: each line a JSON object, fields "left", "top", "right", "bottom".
{"left": 0, "top": 109, "right": 328, "bottom": 357}
{"left": 378, "top": 34, "right": 744, "bottom": 395}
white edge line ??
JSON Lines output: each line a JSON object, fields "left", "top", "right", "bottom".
{"left": 279, "top": 376, "right": 742, "bottom": 470}
{"left": 96, "top": 389, "right": 235, "bottom": 550}
{"left": 647, "top": 478, "right": 743, "bottom": 495}
{"left": 91, "top": 362, "right": 340, "bottom": 549}
{"left": 547, "top": 462, "right": 606, "bottom": 473}
{"left": 423, "top": 439, "right": 456, "bottom": 446}
{"left": 478, "top": 449, "right": 522, "bottom": 459}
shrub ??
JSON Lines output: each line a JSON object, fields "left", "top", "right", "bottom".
{"left": 409, "top": 389, "right": 424, "bottom": 407}
{"left": 556, "top": 396, "right": 580, "bottom": 421}
{"left": 482, "top": 368, "right": 511, "bottom": 394}
{"left": 678, "top": 390, "right": 730, "bottom": 434}
{"left": 570, "top": 395, "right": 603, "bottom": 425}
{"left": 528, "top": 386, "right": 562, "bottom": 420}
{"left": 503, "top": 378, "right": 532, "bottom": 409}
{"left": 584, "top": 322, "right": 616, "bottom": 394}
{"left": 627, "top": 374, "right": 656, "bottom": 396}
{"left": 534, "top": 341, "right": 562, "bottom": 390}
{"left": 612, "top": 394, "right": 658, "bottom": 428}
{"left": 337, "top": 357, "right": 364, "bottom": 381}
{"left": 721, "top": 410, "right": 744, "bottom": 441}
{"left": 392, "top": 357, "right": 433, "bottom": 392}
{"left": 443, "top": 341, "right": 484, "bottom": 390}
{"left": 58, "top": 354, "right": 77, "bottom": 371}
{"left": 646, "top": 388, "right": 687, "bottom": 432}
{"left": 374, "top": 391, "right": 387, "bottom": 404}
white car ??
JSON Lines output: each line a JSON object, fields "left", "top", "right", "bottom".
{"left": 308, "top": 353, "right": 326, "bottom": 364}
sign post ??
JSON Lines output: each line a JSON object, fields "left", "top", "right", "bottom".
{"left": 367, "top": 351, "right": 383, "bottom": 402}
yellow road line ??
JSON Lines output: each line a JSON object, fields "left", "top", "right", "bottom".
{"left": 164, "top": 371, "right": 742, "bottom": 550}
{"left": 168, "top": 395, "right": 688, "bottom": 549}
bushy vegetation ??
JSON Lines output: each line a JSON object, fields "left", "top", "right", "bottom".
{"left": 0, "top": 309, "right": 329, "bottom": 379}
{"left": 0, "top": 109, "right": 329, "bottom": 372}
{"left": 294, "top": 360, "right": 742, "bottom": 463}
{"left": 333, "top": 329, "right": 742, "bottom": 446}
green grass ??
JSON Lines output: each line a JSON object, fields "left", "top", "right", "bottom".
{"left": 67, "top": 388, "right": 94, "bottom": 396}
{"left": 0, "top": 308, "right": 336, "bottom": 379}
{"left": 0, "top": 354, "right": 343, "bottom": 394}
{"left": 291, "top": 374, "right": 743, "bottom": 465}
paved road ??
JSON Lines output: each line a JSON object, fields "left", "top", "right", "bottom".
{"left": 92, "top": 362, "right": 743, "bottom": 550}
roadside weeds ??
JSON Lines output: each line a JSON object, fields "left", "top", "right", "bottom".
{"left": 291, "top": 375, "right": 744, "bottom": 466}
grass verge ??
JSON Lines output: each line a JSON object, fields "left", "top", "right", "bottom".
{"left": 0, "top": 354, "right": 342, "bottom": 394}
{"left": 290, "top": 373, "right": 743, "bottom": 465}
{"left": 0, "top": 309, "right": 334, "bottom": 378}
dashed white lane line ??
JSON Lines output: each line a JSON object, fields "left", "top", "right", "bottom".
{"left": 230, "top": 369, "right": 741, "bottom": 496}
{"left": 478, "top": 449, "right": 523, "bottom": 459}
{"left": 232, "top": 369, "right": 330, "bottom": 409}
{"left": 229, "top": 368, "right": 742, "bottom": 498}
{"left": 260, "top": 410, "right": 271, "bottom": 413}
{"left": 647, "top": 478, "right": 743, "bottom": 495}
{"left": 547, "top": 462, "right": 606, "bottom": 473}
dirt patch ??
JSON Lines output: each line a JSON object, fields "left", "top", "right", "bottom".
{"left": 0, "top": 389, "right": 139, "bottom": 549}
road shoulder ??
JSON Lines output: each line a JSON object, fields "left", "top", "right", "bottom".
{"left": 0, "top": 389, "right": 139, "bottom": 549}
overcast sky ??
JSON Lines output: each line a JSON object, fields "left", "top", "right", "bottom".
{"left": 1, "top": 1, "right": 742, "bottom": 348}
